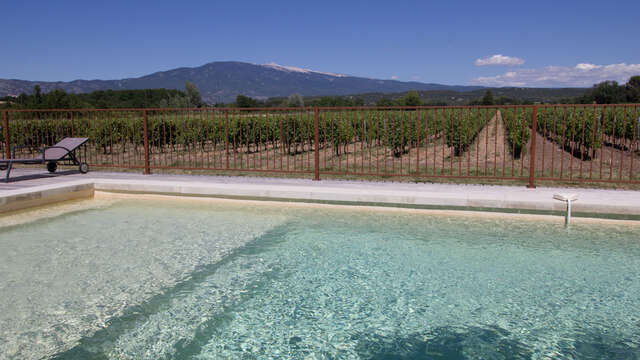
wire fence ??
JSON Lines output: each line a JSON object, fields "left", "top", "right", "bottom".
{"left": 3, "top": 104, "right": 639, "bottom": 186}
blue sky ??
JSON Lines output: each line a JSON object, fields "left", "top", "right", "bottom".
{"left": 2, "top": 0, "right": 639, "bottom": 87}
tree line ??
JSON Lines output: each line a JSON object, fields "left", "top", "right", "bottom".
{"left": 2, "top": 76, "right": 639, "bottom": 110}
{"left": 0, "top": 82, "right": 204, "bottom": 109}
{"left": 575, "top": 76, "right": 640, "bottom": 104}
{"left": 231, "top": 91, "right": 443, "bottom": 108}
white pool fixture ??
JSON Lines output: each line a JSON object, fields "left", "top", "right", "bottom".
{"left": 553, "top": 193, "right": 579, "bottom": 226}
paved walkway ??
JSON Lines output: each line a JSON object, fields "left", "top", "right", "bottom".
{"left": 2, "top": 168, "right": 640, "bottom": 218}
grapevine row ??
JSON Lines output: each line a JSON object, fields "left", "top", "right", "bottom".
{"left": 6, "top": 108, "right": 495, "bottom": 159}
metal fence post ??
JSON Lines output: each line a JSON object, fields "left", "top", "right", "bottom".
{"left": 143, "top": 110, "right": 151, "bottom": 175}
{"left": 3, "top": 111, "right": 10, "bottom": 160}
{"left": 527, "top": 106, "right": 538, "bottom": 188}
{"left": 314, "top": 107, "right": 320, "bottom": 181}
{"left": 225, "top": 110, "right": 230, "bottom": 169}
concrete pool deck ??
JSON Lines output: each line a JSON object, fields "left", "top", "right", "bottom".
{"left": 2, "top": 169, "right": 640, "bottom": 220}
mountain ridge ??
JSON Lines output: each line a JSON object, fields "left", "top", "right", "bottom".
{"left": 0, "top": 61, "right": 484, "bottom": 103}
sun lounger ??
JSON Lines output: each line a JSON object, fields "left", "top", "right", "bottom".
{"left": 0, "top": 137, "right": 89, "bottom": 182}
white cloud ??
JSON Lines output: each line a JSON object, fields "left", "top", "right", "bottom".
{"left": 475, "top": 54, "right": 525, "bottom": 66}
{"left": 575, "top": 63, "right": 601, "bottom": 71}
{"left": 471, "top": 63, "right": 640, "bottom": 87}
{"left": 391, "top": 75, "right": 399, "bottom": 80}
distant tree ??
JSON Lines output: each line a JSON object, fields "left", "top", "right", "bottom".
{"left": 376, "top": 98, "right": 397, "bottom": 107}
{"left": 495, "top": 96, "right": 519, "bottom": 105}
{"left": 401, "top": 90, "right": 423, "bottom": 107}
{"left": 42, "top": 89, "right": 69, "bottom": 108}
{"left": 316, "top": 96, "right": 337, "bottom": 107}
{"left": 33, "top": 85, "right": 42, "bottom": 99}
{"left": 16, "top": 93, "right": 29, "bottom": 107}
{"left": 163, "top": 94, "right": 189, "bottom": 108}
{"left": 336, "top": 97, "right": 356, "bottom": 106}
{"left": 626, "top": 75, "right": 640, "bottom": 103}
{"left": 480, "top": 90, "right": 494, "bottom": 105}
{"left": 287, "top": 93, "right": 304, "bottom": 107}
{"left": 28, "top": 85, "right": 44, "bottom": 108}
{"left": 264, "top": 97, "right": 286, "bottom": 107}
{"left": 585, "top": 81, "right": 626, "bottom": 104}
{"left": 235, "top": 94, "right": 259, "bottom": 108}
{"left": 184, "top": 81, "right": 203, "bottom": 107}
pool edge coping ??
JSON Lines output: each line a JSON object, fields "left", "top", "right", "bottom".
{"left": 2, "top": 177, "right": 640, "bottom": 221}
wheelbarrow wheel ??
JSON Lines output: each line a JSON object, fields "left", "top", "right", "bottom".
{"left": 79, "top": 162, "right": 89, "bottom": 174}
{"left": 47, "top": 161, "right": 57, "bottom": 173}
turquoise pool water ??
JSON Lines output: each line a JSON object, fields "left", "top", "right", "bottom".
{"left": 0, "top": 198, "right": 639, "bottom": 359}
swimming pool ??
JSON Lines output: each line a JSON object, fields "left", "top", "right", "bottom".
{"left": 1, "top": 196, "right": 639, "bottom": 359}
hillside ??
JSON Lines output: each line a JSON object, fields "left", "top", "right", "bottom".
{"left": 324, "top": 87, "right": 590, "bottom": 105}
{"left": 0, "top": 61, "right": 485, "bottom": 104}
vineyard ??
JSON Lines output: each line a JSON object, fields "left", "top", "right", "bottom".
{"left": 2, "top": 105, "right": 639, "bottom": 185}
{"left": 535, "top": 105, "right": 639, "bottom": 181}
{"left": 501, "top": 107, "right": 531, "bottom": 159}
